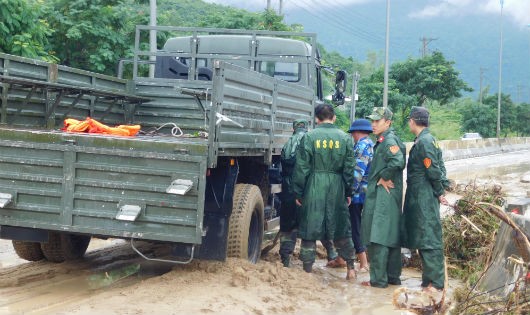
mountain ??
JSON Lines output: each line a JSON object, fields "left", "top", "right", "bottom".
{"left": 282, "top": 0, "right": 530, "bottom": 104}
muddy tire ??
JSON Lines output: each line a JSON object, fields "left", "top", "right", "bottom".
{"left": 227, "top": 184, "right": 264, "bottom": 263}
{"left": 41, "top": 232, "right": 91, "bottom": 263}
{"left": 62, "top": 233, "right": 91, "bottom": 260}
{"left": 12, "top": 240, "right": 45, "bottom": 261}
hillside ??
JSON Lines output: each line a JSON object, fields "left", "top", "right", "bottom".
{"left": 283, "top": 0, "right": 530, "bottom": 104}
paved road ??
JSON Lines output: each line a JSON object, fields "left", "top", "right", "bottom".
{"left": 444, "top": 150, "right": 529, "bottom": 182}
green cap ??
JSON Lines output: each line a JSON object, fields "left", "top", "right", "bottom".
{"left": 408, "top": 106, "right": 429, "bottom": 123}
{"left": 367, "top": 107, "right": 393, "bottom": 121}
{"left": 293, "top": 119, "right": 308, "bottom": 130}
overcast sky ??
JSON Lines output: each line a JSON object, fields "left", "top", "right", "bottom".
{"left": 203, "top": 0, "right": 530, "bottom": 27}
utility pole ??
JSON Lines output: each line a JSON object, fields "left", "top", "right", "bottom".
{"left": 497, "top": 0, "right": 504, "bottom": 138}
{"left": 419, "top": 37, "right": 437, "bottom": 58}
{"left": 350, "top": 71, "right": 360, "bottom": 121}
{"left": 383, "top": 0, "right": 390, "bottom": 108}
{"left": 267, "top": 0, "right": 271, "bottom": 10}
{"left": 279, "top": 0, "right": 284, "bottom": 15}
{"left": 479, "top": 67, "right": 487, "bottom": 105}
{"left": 148, "top": 0, "right": 157, "bottom": 78}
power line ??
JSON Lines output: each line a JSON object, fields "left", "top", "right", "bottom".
{"left": 289, "top": 0, "right": 384, "bottom": 46}
{"left": 304, "top": 0, "right": 385, "bottom": 42}
{"left": 289, "top": 0, "right": 408, "bottom": 53}
{"left": 325, "top": 3, "right": 410, "bottom": 52}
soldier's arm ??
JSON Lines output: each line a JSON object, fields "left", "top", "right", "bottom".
{"left": 438, "top": 152, "right": 451, "bottom": 190}
{"left": 343, "top": 136, "right": 356, "bottom": 197}
{"left": 292, "top": 134, "right": 312, "bottom": 199}
{"left": 379, "top": 139, "right": 405, "bottom": 181}
{"left": 419, "top": 140, "right": 446, "bottom": 197}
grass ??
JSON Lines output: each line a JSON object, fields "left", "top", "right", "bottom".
{"left": 428, "top": 103, "right": 463, "bottom": 140}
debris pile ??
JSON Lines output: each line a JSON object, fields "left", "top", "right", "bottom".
{"left": 442, "top": 183, "right": 503, "bottom": 281}
{"left": 443, "top": 182, "right": 530, "bottom": 314}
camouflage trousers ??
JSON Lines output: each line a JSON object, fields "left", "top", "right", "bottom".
{"left": 299, "top": 237, "right": 355, "bottom": 272}
{"left": 279, "top": 230, "right": 297, "bottom": 267}
{"left": 320, "top": 239, "right": 338, "bottom": 261}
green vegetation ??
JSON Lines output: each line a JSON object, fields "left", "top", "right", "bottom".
{"left": 0, "top": 0, "right": 57, "bottom": 62}
{"left": 428, "top": 102, "right": 463, "bottom": 140}
{"left": 1, "top": 0, "right": 527, "bottom": 138}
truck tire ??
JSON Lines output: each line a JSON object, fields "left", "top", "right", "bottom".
{"left": 62, "top": 233, "right": 91, "bottom": 260}
{"left": 12, "top": 240, "right": 45, "bottom": 261}
{"left": 40, "top": 232, "right": 91, "bottom": 263}
{"left": 227, "top": 184, "right": 264, "bottom": 263}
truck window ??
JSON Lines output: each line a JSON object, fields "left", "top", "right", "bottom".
{"left": 259, "top": 61, "right": 300, "bottom": 82}
{"left": 179, "top": 57, "right": 208, "bottom": 68}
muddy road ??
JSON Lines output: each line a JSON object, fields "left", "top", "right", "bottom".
{"left": 0, "top": 150, "right": 528, "bottom": 315}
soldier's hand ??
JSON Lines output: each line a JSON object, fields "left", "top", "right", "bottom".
{"left": 346, "top": 196, "right": 351, "bottom": 206}
{"left": 377, "top": 178, "right": 394, "bottom": 193}
{"left": 296, "top": 199, "right": 302, "bottom": 206}
{"left": 438, "top": 195, "right": 448, "bottom": 205}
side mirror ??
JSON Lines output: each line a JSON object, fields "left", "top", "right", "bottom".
{"left": 332, "top": 70, "right": 347, "bottom": 106}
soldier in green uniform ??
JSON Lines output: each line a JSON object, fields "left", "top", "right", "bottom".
{"left": 402, "top": 106, "right": 449, "bottom": 292}
{"left": 361, "top": 107, "right": 406, "bottom": 288}
{"left": 279, "top": 119, "right": 308, "bottom": 267}
{"left": 292, "top": 104, "right": 357, "bottom": 280}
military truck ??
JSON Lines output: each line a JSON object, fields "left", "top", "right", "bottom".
{"left": 0, "top": 26, "right": 343, "bottom": 263}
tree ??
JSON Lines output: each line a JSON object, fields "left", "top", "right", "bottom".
{"left": 391, "top": 52, "right": 472, "bottom": 106}
{"left": 354, "top": 52, "right": 471, "bottom": 132}
{"left": 41, "top": 0, "right": 145, "bottom": 74}
{"left": 0, "top": 0, "right": 56, "bottom": 62}
{"left": 513, "top": 103, "right": 530, "bottom": 136}
{"left": 460, "top": 93, "right": 516, "bottom": 138}
{"left": 460, "top": 103, "right": 497, "bottom": 138}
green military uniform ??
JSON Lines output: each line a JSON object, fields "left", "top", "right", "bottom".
{"left": 402, "top": 123, "right": 449, "bottom": 289}
{"left": 278, "top": 119, "right": 308, "bottom": 267}
{"left": 292, "top": 123, "right": 356, "bottom": 270}
{"left": 361, "top": 108, "right": 406, "bottom": 288}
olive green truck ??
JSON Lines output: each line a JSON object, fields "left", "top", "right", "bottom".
{"left": 0, "top": 26, "right": 341, "bottom": 263}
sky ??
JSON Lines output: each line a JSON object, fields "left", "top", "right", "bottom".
{"left": 203, "top": 0, "right": 530, "bottom": 28}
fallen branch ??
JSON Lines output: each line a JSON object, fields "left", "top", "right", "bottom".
{"left": 476, "top": 202, "right": 530, "bottom": 258}
{"left": 461, "top": 214, "right": 483, "bottom": 234}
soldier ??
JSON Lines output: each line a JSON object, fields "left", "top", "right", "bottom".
{"left": 402, "top": 106, "right": 450, "bottom": 292}
{"left": 361, "top": 107, "right": 406, "bottom": 288}
{"left": 347, "top": 119, "right": 374, "bottom": 273}
{"left": 279, "top": 119, "right": 308, "bottom": 267}
{"left": 292, "top": 104, "right": 356, "bottom": 280}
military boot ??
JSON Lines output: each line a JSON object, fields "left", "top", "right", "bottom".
{"left": 281, "top": 255, "right": 290, "bottom": 267}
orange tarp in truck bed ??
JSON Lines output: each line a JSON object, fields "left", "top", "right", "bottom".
{"left": 63, "top": 118, "right": 140, "bottom": 137}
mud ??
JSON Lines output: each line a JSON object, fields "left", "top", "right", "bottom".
{"left": 0, "top": 238, "right": 437, "bottom": 315}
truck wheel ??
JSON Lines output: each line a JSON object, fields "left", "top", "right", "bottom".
{"left": 41, "top": 232, "right": 91, "bottom": 263}
{"left": 62, "top": 233, "right": 91, "bottom": 260}
{"left": 227, "top": 184, "right": 264, "bottom": 263}
{"left": 40, "top": 232, "right": 65, "bottom": 262}
{"left": 12, "top": 240, "right": 45, "bottom": 261}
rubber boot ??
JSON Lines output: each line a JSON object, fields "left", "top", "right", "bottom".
{"left": 281, "top": 256, "right": 290, "bottom": 268}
